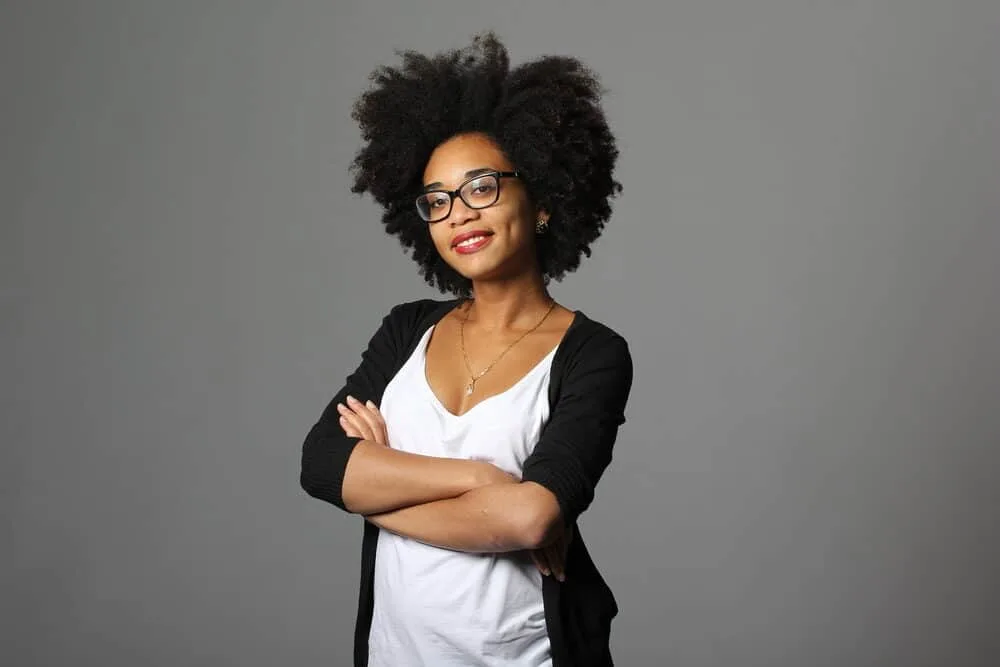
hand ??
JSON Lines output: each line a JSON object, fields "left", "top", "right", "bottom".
{"left": 530, "top": 522, "right": 573, "bottom": 582}
{"left": 337, "top": 395, "right": 389, "bottom": 447}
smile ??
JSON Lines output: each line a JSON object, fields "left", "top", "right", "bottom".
{"left": 451, "top": 231, "right": 494, "bottom": 254}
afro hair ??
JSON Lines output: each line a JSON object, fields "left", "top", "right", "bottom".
{"left": 350, "top": 32, "right": 621, "bottom": 295}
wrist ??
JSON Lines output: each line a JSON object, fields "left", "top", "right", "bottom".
{"left": 469, "top": 459, "right": 518, "bottom": 489}
{"left": 464, "top": 460, "right": 493, "bottom": 490}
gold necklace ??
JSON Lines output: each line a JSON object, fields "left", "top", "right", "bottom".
{"left": 459, "top": 300, "right": 557, "bottom": 396}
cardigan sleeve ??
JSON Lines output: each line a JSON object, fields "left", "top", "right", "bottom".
{"left": 520, "top": 327, "right": 633, "bottom": 526}
{"left": 300, "top": 303, "right": 415, "bottom": 511}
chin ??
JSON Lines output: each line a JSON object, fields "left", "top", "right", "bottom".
{"left": 461, "top": 260, "right": 533, "bottom": 285}
{"left": 451, "top": 264, "right": 498, "bottom": 283}
{"left": 441, "top": 241, "right": 535, "bottom": 284}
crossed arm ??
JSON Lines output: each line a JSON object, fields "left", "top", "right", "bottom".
{"left": 335, "top": 395, "right": 570, "bottom": 576}
{"left": 300, "top": 311, "right": 630, "bottom": 579}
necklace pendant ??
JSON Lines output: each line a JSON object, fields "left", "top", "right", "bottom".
{"left": 465, "top": 380, "right": 475, "bottom": 396}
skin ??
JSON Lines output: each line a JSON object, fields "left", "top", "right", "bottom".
{"left": 337, "top": 132, "right": 576, "bottom": 579}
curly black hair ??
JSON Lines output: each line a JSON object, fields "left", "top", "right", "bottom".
{"left": 350, "top": 32, "right": 621, "bottom": 295}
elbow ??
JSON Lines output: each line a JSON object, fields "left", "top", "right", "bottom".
{"left": 518, "top": 510, "right": 561, "bottom": 550}
{"left": 299, "top": 433, "right": 356, "bottom": 511}
{"left": 299, "top": 469, "right": 326, "bottom": 502}
{"left": 513, "top": 491, "right": 564, "bottom": 550}
{"left": 299, "top": 437, "right": 323, "bottom": 498}
{"left": 299, "top": 448, "right": 322, "bottom": 498}
{"left": 300, "top": 469, "right": 319, "bottom": 498}
{"left": 300, "top": 466, "right": 349, "bottom": 511}
{"left": 520, "top": 525, "right": 549, "bottom": 551}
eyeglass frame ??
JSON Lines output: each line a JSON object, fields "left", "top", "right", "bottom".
{"left": 415, "top": 170, "right": 521, "bottom": 223}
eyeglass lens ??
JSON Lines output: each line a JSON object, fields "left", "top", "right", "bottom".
{"left": 416, "top": 174, "right": 500, "bottom": 222}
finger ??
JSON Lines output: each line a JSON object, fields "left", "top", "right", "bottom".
{"left": 548, "top": 532, "right": 569, "bottom": 581}
{"left": 346, "top": 396, "right": 384, "bottom": 443}
{"left": 357, "top": 399, "right": 388, "bottom": 446}
{"left": 337, "top": 403, "right": 375, "bottom": 441}
{"left": 335, "top": 405, "right": 364, "bottom": 438}
{"left": 338, "top": 416, "right": 363, "bottom": 439}
{"left": 365, "top": 400, "right": 390, "bottom": 445}
{"left": 547, "top": 543, "right": 566, "bottom": 582}
{"left": 529, "top": 548, "right": 550, "bottom": 576}
{"left": 351, "top": 399, "right": 389, "bottom": 446}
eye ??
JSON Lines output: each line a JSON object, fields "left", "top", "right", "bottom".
{"left": 470, "top": 180, "right": 497, "bottom": 195}
{"left": 428, "top": 195, "right": 449, "bottom": 208}
{"left": 464, "top": 177, "right": 498, "bottom": 199}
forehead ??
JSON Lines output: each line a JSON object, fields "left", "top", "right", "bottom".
{"left": 423, "top": 133, "right": 513, "bottom": 186}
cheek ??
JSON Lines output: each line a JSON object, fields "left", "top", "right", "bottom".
{"left": 508, "top": 198, "right": 536, "bottom": 237}
{"left": 507, "top": 213, "right": 535, "bottom": 243}
{"left": 427, "top": 225, "right": 451, "bottom": 254}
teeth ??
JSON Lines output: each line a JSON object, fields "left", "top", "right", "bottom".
{"left": 457, "top": 235, "right": 487, "bottom": 247}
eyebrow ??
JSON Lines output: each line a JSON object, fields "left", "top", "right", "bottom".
{"left": 423, "top": 167, "right": 497, "bottom": 191}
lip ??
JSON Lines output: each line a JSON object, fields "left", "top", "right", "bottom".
{"left": 451, "top": 229, "right": 494, "bottom": 253}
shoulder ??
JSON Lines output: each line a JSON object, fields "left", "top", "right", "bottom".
{"left": 375, "top": 298, "right": 460, "bottom": 345}
{"left": 551, "top": 310, "right": 632, "bottom": 398}
{"left": 559, "top": 310, "right": 632, "bottom": 368}
{"left": 549, "top": 310, "right": 633, "bottom": 421}
{"left": 384, "top": 299, "right": 457, "bottom": 330}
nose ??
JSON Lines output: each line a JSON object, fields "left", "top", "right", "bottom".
{"left": 448, "top": 195, "right": 479, "bottom": 226}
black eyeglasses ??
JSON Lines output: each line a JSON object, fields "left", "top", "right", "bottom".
{"left": 415, "top": 170, "right": 520, "bottom": 223}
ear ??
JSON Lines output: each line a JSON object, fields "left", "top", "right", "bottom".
{"left": 534, "top": 209, "right": 551, "bottom": 235}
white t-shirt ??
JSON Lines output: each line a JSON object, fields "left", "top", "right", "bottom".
{"left": 368, "top": 325, "right": 557, "bottom": 667}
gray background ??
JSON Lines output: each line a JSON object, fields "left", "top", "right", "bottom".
{"left": 4, "top": 1, "right": 998, "bottom": 665}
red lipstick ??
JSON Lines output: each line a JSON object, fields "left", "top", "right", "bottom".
{"left": 451, "top": 230, "right": 494, "bottom": 254}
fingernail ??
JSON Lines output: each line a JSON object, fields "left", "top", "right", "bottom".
{"left": 336, "top": 403, "right": 345, "bottom": 411}
{"left": 346, "top": 395, "right": 356, "bottom": 403}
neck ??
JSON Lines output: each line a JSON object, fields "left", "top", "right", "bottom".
{"left": 466, "top": 272, "right": 552, "bottom": 331}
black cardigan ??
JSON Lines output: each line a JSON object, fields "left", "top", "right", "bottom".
{"left": 301, "top": 299, "right": 633, "bottom": 667}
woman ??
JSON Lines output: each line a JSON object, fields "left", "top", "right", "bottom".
{"left": 301, "top": 33, "right": 632, "bottom": 667}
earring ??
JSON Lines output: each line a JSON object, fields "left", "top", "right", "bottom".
{"left": 535, "top": 218, "right": 549, "bottom": 234}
